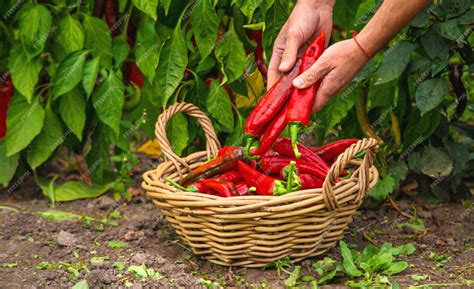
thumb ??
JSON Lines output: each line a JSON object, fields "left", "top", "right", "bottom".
{"left": 292, "top": 58, "right": 330, "bottom": 89}
{"left": 278, "top": 34, "right": 302, "bottom": 72}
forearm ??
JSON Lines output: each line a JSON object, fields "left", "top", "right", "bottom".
{"left": 298, "top": 0, "right": 336, "bottom": 10}
{"left": 358, "top": 0, "right": 431, "bottom": 56}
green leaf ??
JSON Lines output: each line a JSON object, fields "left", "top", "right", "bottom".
{"left": 72, "top": 280, "right": 89, "bottom": 289}
{"left": 34, "top": 210, "right": 82, "bottom": 221}
{"left": 402, "top": 108, "right": 441, "bottom": 149}
{"left": 113, "top": 261, "right": 126, "bottom": 270}
{"left": 420, "top": 145, "right": 453, "bottom": 178}
{"left": 410, "top": 274, "right": 429, "bottom": 281}
{"left": 225, "top": 110, "right": 244, "bottom": 146}
{"left": 166, "top": 113, "right": 189, "bottom": 156}
{"left": 317, "top": 89, "right": 356, "bottom": 130}
{"left": 27, "top": 108, "right": 64, "bottom": 169}
{"left": 388, "top": 161, "right": 408, "bottom": 189}
{"left": 340, "top": 241, "right": 363, "bottom": 277}
{"left": 5, "top": 95, "right": 45, "bottom": 156}
{"left": 333, "top": 0, "right": 362, "bottom": 29}
{"left": 375, "top": 42, "right": 417, "bottom": 84}
{"left": 82, "top": 15, "right": 113, "bottom": 68}
{"left": 92, "top": 70, "right": 125, "bottom": 135}
{"left": 192, "top": 0, "right": 219, "bottom": 60}
{"left": 394, "top": 243, "right": 416, "bottom": 256}
{"left": 18, "top": 4, "right": 52, "bottom": 57}
{"left": 435, "top": 19, "right": 464, "bottom": 42}
{"left": 112, "top": 35, "right": 130, "bottom": 67}
{"left": 41, "top": 181, "right": 114, "bottom": 202}
{"left": 207, "top": 80, "right": 234, "bottom": 132}
{"left": 154, "top": 26, "right": 188, "bottom": 108}
{"left": 384, "top": 261, "right": 409, "bottom": 276}
{"left": 56, "top": 15, "right": 85, "bottom": 56}
{"left": 107, "top": 241, "right": 128, "bottom": 248}
{"left": 369, "top": 176, "right": 395, "bottom": 201}
{"left": 86, "top": 125, "right": 110, "bottom": 184}
{"left": 263, "top": 0, "right": 289, "bottom": 61}
{"left": 82, "top": 56, "right": 101, "bottom": 98}
{"left": 284, "top": 266, "right": 301, "bottom": 287}
{"left": 238, "top": 0, "right": 259, "bottom": 20}
{"left": 59, "top": 88, "right": 86, "bottom": 141}
{"left": 215, "top": 21, "right": 247, "bottom": 84}
{"left": 52, "top": 50, "right": 88, "bottom": 99}
{"left": 369, "top": 252, "right": 393, "bottom": 271}
{"left": 421, "top": 30, "right": 449, "bottom": 60}
{"left": 9, "top": 46, "right": 42, "bottom": 102}
{"left": 0, "top": 141, "right": 19, "bottom": 187}
{"left": 415, "top": 78, "right": 448, "bottom": 116}
{"left": 135, "top": 17, "right": 163, "bottom": 81}
{"left": 132, "top": 0, "right": 158, "bottom": 20}
{"left": 160, "top": 0, "right": 172, "bottom": 15}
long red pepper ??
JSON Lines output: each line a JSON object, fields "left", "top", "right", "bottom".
{"left": 104, "top": 0, "right": 119, "bottom": 36}
{"left": 297, "top": 174, "right": 323, "bottom": 190}
{"left": 251, "top": 103, "right": 289, "bottom": 156}
{"left": 180, "top": 147, "right": 243, "bottom": 186}
{"left": 247, "top": 30, "right": 268, "bottom": 77}
{"left": 201, "top": 179, "right": 238, "bottom": 198}
{"left": 0, "top": 76, "right": 13, "bottom": 139}
{"left": 260, "top": 155, "right": 328, "bottom": 180}
{"left": 309, "top": 139, "right": 358, "bottom": 161}
{"left": 237, "top": 161, "right": 299, "bottom": 196}
{"left": 273, "top": 138, "right": 330, "bottom": 171}
{"left": 214, "top": 170, "right": 243, "bottom": 183}
{"left": 287, "top": 32, "right": 325, "bottom": 158}
{"left": 235, "top": 182, "right": 252, "bottom": 196}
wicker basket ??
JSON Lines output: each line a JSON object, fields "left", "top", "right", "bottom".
{"left": 142, "top": 102, "right": 379, "bottom": 268}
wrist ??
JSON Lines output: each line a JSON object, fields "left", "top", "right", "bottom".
{"left": 355, "top": 30, "right": 380, "bottom": 59}
{"left": 298, "top": 0, "right": 336, "bottom": 11}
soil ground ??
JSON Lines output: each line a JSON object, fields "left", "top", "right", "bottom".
{"left": 1, "top": 177, "right": 473, "bottom": 288}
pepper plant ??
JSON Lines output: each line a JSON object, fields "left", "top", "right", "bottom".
{"left": 0, "top": 0, "right": 472, "bottom": 202}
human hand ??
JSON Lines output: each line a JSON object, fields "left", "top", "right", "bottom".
{"left": 267, "top": 0, "right": 334, "bottom": 89}
{"left": 292, "top": 38, "right": 370, "bottom": 112}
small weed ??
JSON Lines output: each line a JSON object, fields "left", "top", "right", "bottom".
{"left": 90, "top": 256, "right": 109, "bottom": 263}
{"left": 127, "top": 264, "right": 164, "bottom": 279}
{"left": 200, "top": 277, "right": 225, "bottom": 288}
{"left": 1, "top": 262, "right": 17, "bottom": 268}
{"left": 113, "top": 261, "right": 126, "bottom": 270}
{"left": 34, "top": 210, "right": 120, "bottom": 230}
{"left": 36, "top": 261, "right": 89, "bottom": 280}
{"left": 410, "top": 274, "right": 429, "bottom": 281}
{"left": 107, "top": 241, "right": 128, "bottom": 249}
{"left": 72, "top": 279, "right": 89, "bottom": 289}
{"left": 428, "top": 252, "right": 452, "bottom": 269}
{"left": 264, "top": 256, "right": 293, "bottom": 276}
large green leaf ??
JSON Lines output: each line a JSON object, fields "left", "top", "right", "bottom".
{"left": 237, "top": 0, "right": 260, "bottom": 20}
{"left": 82, "top": 56, "right": 101, "bottom": 98}
{"left": 166, "top": 113, "right": 189, "bottom": 156}
{"left": 112, "top": 35, "right": 130, "bottom": 67}
{"left": 154, "top": 25, "right": 188, "bottom": 108}
{"left": 52, "top": 50, "right": 88, "bottom": 99}
{"left": 26, "top": 108, "right": 64, "bottom": 170}
{"left": 56, "top": 15, "right": 85, "bottom": 56}
{"left": 415, "top": 78, "right": 449, "bottom": 116}
{"left": 59, "top": 88, "right": 86, "bottom": 141}
{"left": 421, "top": 30, "right": 448, "bottom": 60}
{"left": 5, "top": 95, "right": 45, "bottom": 156}
{"left": 333, "top": 0, "right": 362, "bottom": 29}
{"left": 340, "top": 241, "right": 363, "bottom": 277}
{"left": 82, "top": 15, "right": 112, "bottom": 68}
{"left": 375, "top": 42, "right": 417, "bottom": 84}
{"left": 86, "top": 125, "right": 110, "bottom": 184}
{"left": 38, "top": 179, "right": 114, "bottom": 202}
{"left": 207, "top": 80, "right": 234, "bottom": 132}
{"left": 92, "top": 70, "right": 125, "bottom": 135}
{"left": 317, "top": 89, "right": 356, "bottom": 130}
{"left": 135, "top": 17, "right": 163, "bottom": 81}
{"left": 435, "top": 19, "right": 465, "bottom": 42}
{"left": 402, "top": 108, "right": 441, "bottom": 149}
{"left": 192, "top": 0, "right": 219, "bottom": 60}
{"left": 420, "top": 145, "right": 453, "bottom": 178}
{"left": 369, "top": 176, "right": 395, "bottom": 201}
{"left": 132, "top": 0, "right": 158, "bottom": 20}
{"left": 263, "top": 0, "right": 289, "bottom": 60}
{"left": 18, "top": 3, "right": 52, "bottom": 57}
{"left": 0, "top": 141, "right": 19, "bottom": 187}
{"left": 215, "top": 21, "right": 247, "bottom": 84}
{"left": 9, "top": 46, "right": 42, "bottom": 102}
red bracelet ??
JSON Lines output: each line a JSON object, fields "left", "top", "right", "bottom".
{"left": 351, "top": 30, "right": 372, "bottom": 59}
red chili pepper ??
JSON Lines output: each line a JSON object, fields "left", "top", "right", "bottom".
{"left": 251, "top": 103, "right": 289, "bottom": 156}
{"left": 260, "top": 155, "right": 328, "bottom": 180}
{"left": 124, "top": 62, "right": 145, "bottom": 87}
{"left": 297, "top": 174, "right": 323, "bottom": 190}
{"left": 0, "top": 75, "right": 13, "bottom": 139}
{"left": 235, "top": 182, "right": 252, "bottom": 196}
{"left": 273, "top": 138, "right": 330, "bottom": 171}
{"left": 287, "top": 32, "right": 325, "bottom": 158}
{"left": 180, "top": 147, "right": 243, "bottom": 186}
{"left": 218, "top": 146, "right": 241, "bottom": 157}
{"left": 201, "top": 179, "right": 238, "bottom": 198}
{"left": 309, "top": 139, "right": 358, "bottom": 161}
{"left": 214, "top": 170, "right": 243, "bottom": 183}
{"left": 104, "top": 0, "right": 119, "bottom": 36}
{"left": 237, "top": 161, "right": 299, "bottom": 196}
{"left": 247, "top": 30, "right": 268, "bottom": 77}
{"left": 243, "top": 60, "right": 302, "bottom": 158}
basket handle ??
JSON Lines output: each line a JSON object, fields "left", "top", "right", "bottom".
{"left": 155, "top": 102, "right": 221, "bottom": 179}
{"left": 322, "top": 138, "right": 378, "bottom": 211}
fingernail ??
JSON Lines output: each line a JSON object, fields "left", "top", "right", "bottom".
{"left": 293, "top": 78, "right": 304, "bottom": 88}
{"left": 279, "top": 61, "right": 289, "bottom": 69}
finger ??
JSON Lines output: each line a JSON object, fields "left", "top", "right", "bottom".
{"left": 322, "top": 21, "right": 333, "bottom": 47}
{"left": 267, "top": 36, "right": 286, "bottom": 89}
{"left": 312, "top": 75, "right": 337, "bottom": 112}
{"left": 279, "top": 33, "right": 302, "bottom": 72}
{"left": 293, "top": 57, "right": 331, "bottom": 89}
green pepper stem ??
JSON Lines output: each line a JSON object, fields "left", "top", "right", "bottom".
{"left": 243, "top": 136, "right": 260, "bottom": 160}
{"left": 289, "top": 123, "right": 302, "bottom": 158}
{"left": 166, "top": 177, "right": 198, "bottom": 192}
{"left": 286, "top": 161, "right": 297, "bottom": 193}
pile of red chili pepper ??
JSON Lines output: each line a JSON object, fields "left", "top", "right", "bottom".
{"left": 167, "top": 138, "right": 358, "bottom": 197}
